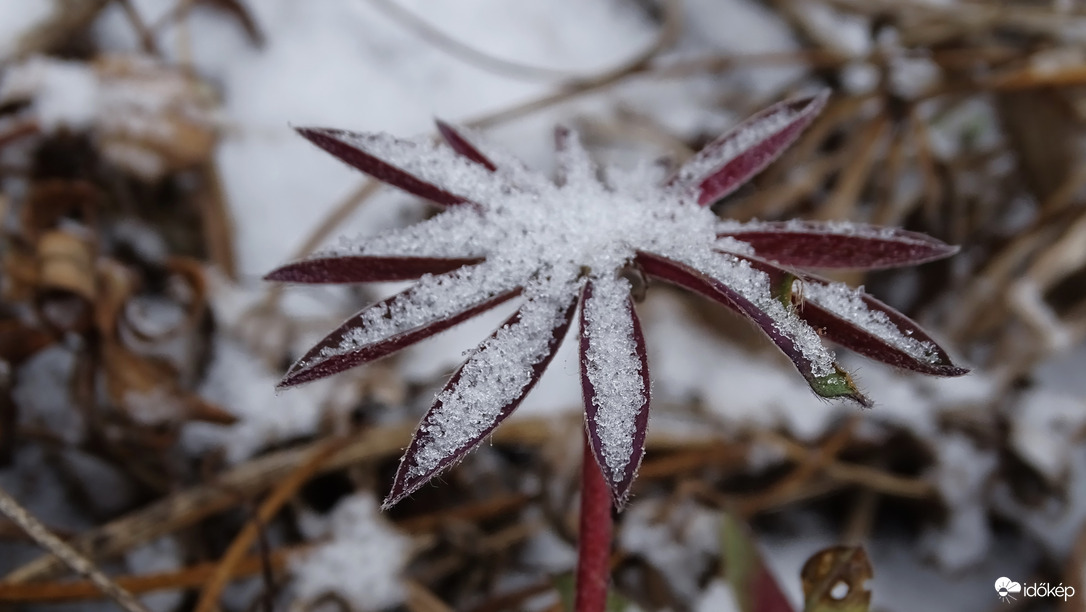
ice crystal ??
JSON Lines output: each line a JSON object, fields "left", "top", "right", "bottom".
{"left": 267, "top": 90, "right": 967, "bottom": 508}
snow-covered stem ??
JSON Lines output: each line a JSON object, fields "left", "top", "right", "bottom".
{"left": 576, "top": 429, "right": 613, "bottom": 612}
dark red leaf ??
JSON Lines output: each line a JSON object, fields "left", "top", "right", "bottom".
{"left": 667, "top": 91, "right": 828, "bottom": 206}
{"left": 264, "top": 255, "right": 483, "bottom": 284}
{"left": 796, "top": 279, "right": 969, "bottom": 377}
{"left": 717, "top": 221, "right": 959, "bottom": 269}
{"left": 435, "top": 119, "right": 498, "bottom": 171}
{"left": 278, "top": 287, "right": 520, "bottom": 388}
{"left": 579, "top": 279, "right": 650, "bottom": 509}
{"left": 635, "top": 251, "right": 870, "bottom": 406}
{"left": 383, "top": 296, "right": 578, "bottom": 508}
{"left": 296, "top": 127, "right": 471, "bottom": 207}
{"left": 711, "top": 254, "right": 968, "bottom": 377}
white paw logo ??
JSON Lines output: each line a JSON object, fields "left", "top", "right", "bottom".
{"left": 995, "top": 577, "right": 1022, "bottom": 603}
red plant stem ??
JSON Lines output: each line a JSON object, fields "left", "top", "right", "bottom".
{"left": 575, "top": 429, "right": 613, "bottom": 612}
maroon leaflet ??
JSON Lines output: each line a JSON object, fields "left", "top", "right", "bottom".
{"left": 635, "top": 251, "right": 870, "bottom": 407}
{"left": 296, "top": 127, "right": 473, "bottom": 207}
{"left": 726, "top": 254, "right": 968, "bottom": 377}
{"left": 435, "top": 119, "right": 498, "bottom": 171}
{"left": 717, "top": 221, "right": 958, "bottom": 269}
{"left": 278, "top": 288, "right": 521, "bottom": 388}
{"left": 579, "top": 280, "right": 651, "bottom": 508}
{"left": 383, "top": 296, "right": 578, "bottom": 508}
{"left": 265, "top": 255, "right": 484, "bottom": 283}
{"left": 667, "top": 91, "right": 828, "bottom": 206}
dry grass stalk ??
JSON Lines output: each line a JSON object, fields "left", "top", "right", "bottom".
{"left": 192, "top": 437, "right": 351, "bottom": 612}
{"left": 0, "top": 484, "right": 151, "bottom": 612}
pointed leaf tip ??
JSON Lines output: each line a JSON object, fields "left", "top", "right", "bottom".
{"left": 295, "top": 126, "right": 477, "bottom": 207}
{"left": 277, "top": 264, "right": 521, "bottom": 388}
{"left": 812, "top": 366, "right": 871, "bottom": 408}
{"left": 434, "top": 119, "right": 498, "bottom": 171}
{"left": 669, "top": 90, "right": 829, "bottom": 206}
{"left": 383, "top": 294, "right": 578, "bottom": 508}
{"left": 798, "top": 278, "right": 969, "bottom": 377}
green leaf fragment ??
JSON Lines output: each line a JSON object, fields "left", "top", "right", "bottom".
{"left": 810, "top": 366, "right": 870, "bottom": 407}
{"left": 774, "top": 272, "right": 798, "bottom": 310}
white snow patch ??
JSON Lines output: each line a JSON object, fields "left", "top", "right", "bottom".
{"left": 12, "top": 346, "right": 84, "bottom": 444}
{"left": 0, "top": 57, "right": 99, "bottom": 130}
{"left": 680, "top": 0, "right": 803, "bottom": 98}
{"left": 921, "top": 433, "right": 996, "bottom": 570}
{"left": 619, "top": 498, "right": 720, "bottom": 601}
{"left": 291, "top": 494, "right": 411, "bottom": 610}
{"left": 1010, "top": 390, "right": 1086, "bottom": 482}
{"left": 184, "top": 337, "right": 343, "bottom": 463}
{"left": 127, "top": 537, "right": 184, "bottom": 612}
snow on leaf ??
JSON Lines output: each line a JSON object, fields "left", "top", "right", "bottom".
{"left": 434, "top": 120, "right": 550, "bottom": 191}
{"left": 279, "top": 262, "right": 524, "bottom": 388}
{"left": 798, "top": 279, "right": 968, "bottom": 376}
{"left": 716, "top": 220, "right": 959, "bottom": 269}
{"left": 715, "top": 253, "right": 966, "bottom": 377}
{"left": 264, "top": 255, "right": 483, "bottom": 284}
{"left": 667, "top": 90, "right": 829, "bottom": 206}
{"left": 319, "top": 205, "right": 494, "bottom": 259}
{"left": 296, "top": 127, "right": 507, "bottom": 207}
{"left": 269, "top": 91, "right": 967, "bottom": 507}
{"left": 579, "top": 276, "right": 650, "bottom": 508}
{"left": 636, "top": 250, "right": 870, "bottom": 406}
{"left": 385, "top": 291, "right": 578, "bottom": 507}
{"left": 555, "top": 125, "right": 595, "bottom": 186}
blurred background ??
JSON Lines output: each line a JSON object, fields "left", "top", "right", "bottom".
{"left": 1, "top": 0, "right": 1085, "bottom": 610}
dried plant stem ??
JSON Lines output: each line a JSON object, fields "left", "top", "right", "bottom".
{"left": 192, "top": 438, "right": 348, "bottom": 612}
{"left": 0, "top": 545, "right": 310, "bottom": 603}
{"left": 0, "top": 485, "right": 151, "bottom": 612}
{"left": 366, "top": 0, "right": 576, "bottom": 81}
{"left": 575, "top": 430, "right": 612, "bottom": 612}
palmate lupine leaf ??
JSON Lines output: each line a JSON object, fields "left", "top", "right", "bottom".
{"left": 268, "top": 89, "right": 967, "bottom": 507}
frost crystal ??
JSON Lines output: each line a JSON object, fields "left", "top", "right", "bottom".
{"left": 267, "top": 90, "right": 967, "bottom": 508}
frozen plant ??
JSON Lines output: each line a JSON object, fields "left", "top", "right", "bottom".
{"left": 267, "top": 89, "right": 967, "bottom": 611}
